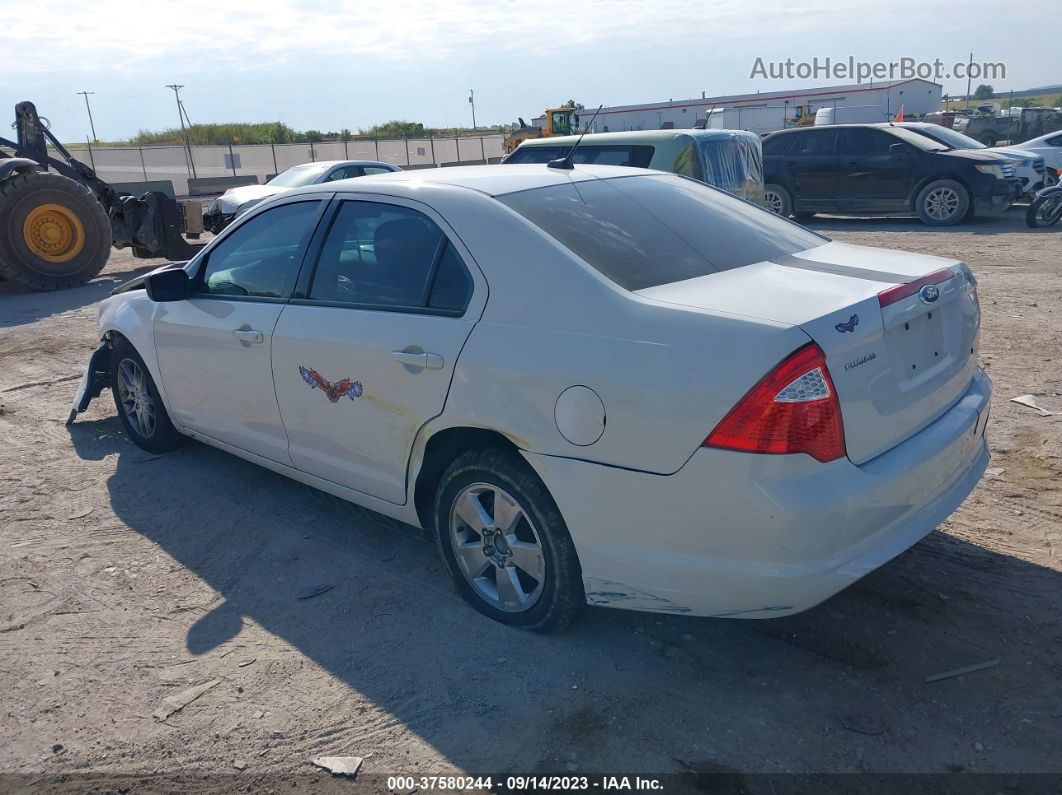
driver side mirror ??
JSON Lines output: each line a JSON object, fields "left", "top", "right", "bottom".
{"left": 890, "top": 143, "right": 912, "bottom": 157}
{"left": 144, "top": 267, "right": 189, "bottom": 302}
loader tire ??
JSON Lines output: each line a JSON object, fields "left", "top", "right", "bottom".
{"left": 0, "top": 171, "right": 111, "bottom": 290}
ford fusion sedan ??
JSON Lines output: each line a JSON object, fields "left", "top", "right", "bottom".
{"left": 202, "top": 160, "right": 400, "bottom": 233}
{"left": 71, "top": 164, "right": 991, "bottom": 632}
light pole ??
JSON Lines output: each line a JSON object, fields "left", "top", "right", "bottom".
{"left": 468, "top": 89, "right": 476, "bottom": 130}
{"left": 77, "top": 91, "right": 98, "bottom": 142}
{"left": 165, "top": 84, "right": 197, "bottom": 179}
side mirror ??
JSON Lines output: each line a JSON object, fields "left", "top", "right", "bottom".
{"left": 144, "top": 268, "right": 189, "bottom": 302}
{"left": 890, "top": 143, "right": 912, "bottom": 157}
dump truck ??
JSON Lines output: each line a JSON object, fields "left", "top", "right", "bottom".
{"left": 503, "top": 107, "right": 581, "bottom": 154}
{"left": 0, "top": 101, "right": 203, "bottom": 291}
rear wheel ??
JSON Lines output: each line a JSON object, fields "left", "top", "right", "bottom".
{"left": 434, "top": 448, "right": 584, "bottom": 633}
{"left": 1026, "top": 195, "right": 1062, "bottom": 228}
{"left": 764, "top": 184, "right": 793, "bottom": 217}
{"left": 915, "top": 179, "right": 970, "bottom": 226}
{"left": 109, "top": 340, "right": 185, "bottom": 453}
{"left": 0, "top": 171, "right": 111, "bottom": 290}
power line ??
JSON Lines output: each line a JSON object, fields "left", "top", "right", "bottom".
{"left": 76, "top": 91, "right": 97, "bottom": 142}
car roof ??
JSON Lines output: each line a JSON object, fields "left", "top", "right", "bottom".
{"left": 281, "top": 163, "right": 654, "bottom": 198}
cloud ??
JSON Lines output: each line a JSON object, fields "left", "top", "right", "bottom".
{"left": 2, "top": 0, "right": 989, "bottom": 75}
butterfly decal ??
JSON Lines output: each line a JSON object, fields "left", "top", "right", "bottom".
{"left": 834, "top": 314, "right": 859, "bottom": 334}
{"left": 299, "top": 366, "right": 363, "bottom": 403}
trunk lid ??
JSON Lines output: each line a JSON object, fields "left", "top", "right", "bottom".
{"left": 637, "top": 241, "right": 980, "bottom": 464}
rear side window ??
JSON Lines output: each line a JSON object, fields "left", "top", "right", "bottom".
{"left": 791, "top": 129, "right": 837, "bottom": 156}
{"left": 506, "top": 145, "right": 655, "bottom": 168}
{"left": 762, "top": 134, "right": 796, "bottom": 157}
{"left": 837, "top": 128, "right": 894, "bottom": 156}
{"left": 498, "top": 174, "right": 826, "bottom": 291}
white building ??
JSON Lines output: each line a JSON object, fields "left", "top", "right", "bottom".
{"left": 536, "top": 79, "right": 942, "bottom": 136}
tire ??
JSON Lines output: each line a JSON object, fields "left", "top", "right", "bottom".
{"left": 434, "top": 448, "right": 585, "bottom": 633}
{"left": 0, "top": 171, "right": 111, "bottom": 290}
{"left": 915, "top": 179, "right": 971, "bottom": 226}
{"left": 764, "top": 183, "right": 793, "bottom": 217}
{"left": 1026, "top": 195, "right": 1062, "bottom": 228}
{"left": 979, "top": 132, "right": 998, "bottom": 147}
{"left": 109, "top": 339, "right": 185, "bottom": 454}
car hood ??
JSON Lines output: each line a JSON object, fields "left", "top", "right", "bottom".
{"left": 934, "top": 148, "right": 1013, "bottom": 164}
{"left": 207, "top": 184, "right": 283, "bottom": 213}
{"left": 988, "top": 147, "right": 1040, "bottom": 164}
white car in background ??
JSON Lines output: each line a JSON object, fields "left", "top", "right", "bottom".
{"left": 71, "top": 165, "right": 991, "bottom": 633}
{"left": 1005, "top": 130, "right": 1062, "bottom": 178}
{"left": 202, "top": 160, "right": 400, "bottom": 233}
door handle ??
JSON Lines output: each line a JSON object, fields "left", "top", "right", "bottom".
{"left": 232, "top": 327, "right": 264, "bottom": 345}
{"left": 391, "top": 350, "right": 444, "bottom": 370}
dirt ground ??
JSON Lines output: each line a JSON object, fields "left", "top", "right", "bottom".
{"left": 1, "top": 209, "right": 1060, "bottom": 792}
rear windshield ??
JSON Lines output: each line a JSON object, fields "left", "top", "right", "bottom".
{"left": 497, "top": 174, "right": 827, "bottom": 291}
{"left": 505, "top": 145, "right": 655, "bottom": 168}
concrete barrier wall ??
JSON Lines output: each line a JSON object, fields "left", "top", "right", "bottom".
{"left": 60, "top": 134, "right": 506, "bottom": 195}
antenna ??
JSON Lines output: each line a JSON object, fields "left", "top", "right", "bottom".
{"left": 548, "top": 105, "right": 604, "bottom": 170}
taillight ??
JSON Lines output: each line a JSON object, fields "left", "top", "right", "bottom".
{"left": 703, "top": 343, "right": 845, "bottom": 463}
{"left": 877, "top": 268, "right": 954, "bottom": 308}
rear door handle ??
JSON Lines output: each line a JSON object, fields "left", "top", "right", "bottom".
{"left": 232, "top": 328, "right": 264, "bottom": 344}
{"left": 391, "top": 350, "right": 444, "bottom": 370}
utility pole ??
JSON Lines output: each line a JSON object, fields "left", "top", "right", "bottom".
{"left": 166, "top": 84, "right": 197, "bottom": 179}
{"left": 965, "top": 52, "right": 973, "bottom": 107}
{"left": 77, "top": 91, "right": 98, "bottom": 143}
{"left": 468, "top": 89, "right": 476, "bottom": 130}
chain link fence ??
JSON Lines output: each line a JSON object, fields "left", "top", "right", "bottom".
{"left": 59, "top": 135, "right": 507, "bottom": 195}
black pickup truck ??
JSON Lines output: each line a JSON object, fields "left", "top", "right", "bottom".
{"left": 762, "top": 123, "right": 1020, "bottom": 226}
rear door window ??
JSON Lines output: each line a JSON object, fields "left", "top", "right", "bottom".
{"left": 837, "top": 128, "right": 894, "bottom": 156}
{"left": 762, "top": 134, "right": 796, "bottom": 157}
{"left": 498, "top": 174, "right": 826, "bottom": 291}
{"left": 791, "top": 129, "right": 838, "bottom": 156}
{"left": 308, "top": 201, "right": 472, "bottom": 313}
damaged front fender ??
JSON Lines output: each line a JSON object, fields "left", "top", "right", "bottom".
{"left": 66, "top": 338, "right": 112, "bottom": 425}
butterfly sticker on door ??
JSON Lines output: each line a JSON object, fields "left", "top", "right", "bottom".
{"left": 298, "top": 366, "right": 363, "bottom": 403}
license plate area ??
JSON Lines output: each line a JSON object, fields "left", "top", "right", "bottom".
{"left": 886, "top": 308, "right": 948, "bottom": 380}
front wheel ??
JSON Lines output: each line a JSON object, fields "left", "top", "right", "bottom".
{"left": 1026, "top": 195, "right": 1062, "bottom": 228}
{"left": 764, "top": 184, "right": 793, "bottom": 217}
{"left": 915, "top": 179, "right": 970, "bottom": 226}
{"left": 109, "top": 340, "right": 185, "bottom": 453}
{"left": 434, "top": 449, "right": 585, "bottom": 632}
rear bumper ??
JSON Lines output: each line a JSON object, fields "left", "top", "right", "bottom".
{"left": 524, "top": 367, "right": 991, "bottom": 618}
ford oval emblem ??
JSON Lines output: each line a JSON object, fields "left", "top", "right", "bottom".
{"left": 919, "top": 285, "right": 940, "bottom": 304}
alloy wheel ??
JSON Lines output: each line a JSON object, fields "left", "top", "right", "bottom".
{"left": 924, "top": 187, "right": 961, "bottom": 221}
{"left": 449, "top": 483, "right": 546, "bottom": 613}
{"left": 764, "top": 190, "right": 784, "bottom": 214}
{"left": 116, "top": 358, "right": 156, "bottom": 438}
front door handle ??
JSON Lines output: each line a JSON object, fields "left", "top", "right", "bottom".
{"left": 232, "top": 327, "right": 264, "bottom": 345}
{"left": 391, "top": 350, "right": 444, "bottom": 370}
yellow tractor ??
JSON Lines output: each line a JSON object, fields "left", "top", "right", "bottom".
{"left": 503, "top": 107, "right": 581, "bottom": 154}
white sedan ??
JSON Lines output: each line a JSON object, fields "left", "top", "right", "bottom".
{"left": 70, "top": 164, "right": 991, "bottom": 632}
{"left": 1006, "top": 130, "right": 1062, "bottom": 176}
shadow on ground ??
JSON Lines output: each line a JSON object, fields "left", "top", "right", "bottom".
{"left": 67, "top": 415, "right": 1062, "bottom": 782}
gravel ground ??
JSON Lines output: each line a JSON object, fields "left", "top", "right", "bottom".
{"left": 1, "top": 209, "right": 1060, "bottom": 792}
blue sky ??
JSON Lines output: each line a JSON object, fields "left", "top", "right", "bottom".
{"left": 2, "top": 0, "right": 1058, "bottom": 142}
